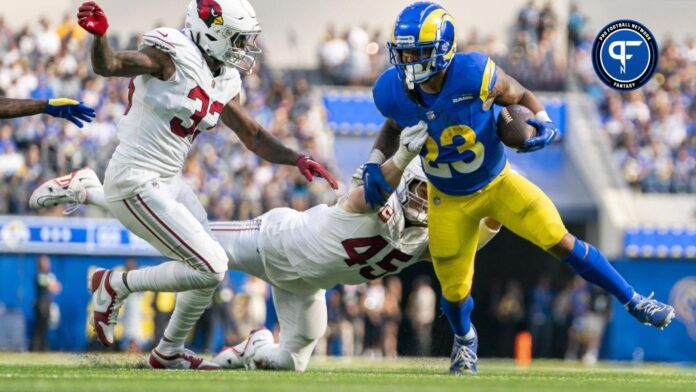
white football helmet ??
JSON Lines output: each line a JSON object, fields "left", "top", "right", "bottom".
{"left": 184, "top": 0, "right": 261, "bottom": 71}
{"left": 397, "top": 159, "right": 428, "bottom": 226}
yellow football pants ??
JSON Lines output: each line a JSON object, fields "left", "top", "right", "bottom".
{"left": 428, "top": 163, "right": 568, "bottom": 302}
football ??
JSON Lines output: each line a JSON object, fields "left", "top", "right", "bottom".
{"left": 496, "top": 104, "right": 537, "bottom": 149}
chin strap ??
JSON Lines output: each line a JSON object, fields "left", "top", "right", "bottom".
{"left": 405, "top": 79, "right": 415, "bottom": 90}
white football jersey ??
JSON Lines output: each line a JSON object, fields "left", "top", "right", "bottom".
{"left": 257, "top": 194, "right": 429, "bottom": 291}
{"left": 107, "top": 28, "right": 241, "bottom": 196}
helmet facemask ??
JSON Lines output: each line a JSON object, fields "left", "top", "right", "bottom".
{"left": 215, "top": 26, "right": 261, "bottom": 71}
{"left": 397, "top": 176, "right": 428, "bottom": 226}
{"left": 185, "top": 0, "right": 262, "bottom": 73}
{"left": 202, "top": 26, "right": 261, "bottom": 71}
{"left": 388, "top": 3, "right": 457, "bottom": 90}
{"left": 388, "top": 41, "right": 439, "bottom": 89}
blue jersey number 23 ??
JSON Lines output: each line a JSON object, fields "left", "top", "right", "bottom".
{"left": 422, "top": 125, "right": 484, "bottom": 178}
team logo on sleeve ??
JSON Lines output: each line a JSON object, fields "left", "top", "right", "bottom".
{"left": 591, "top": 20, "right": 658, "bottom": 90}
{"left": 197, "top": 0, "right": 224, "bottom": 27}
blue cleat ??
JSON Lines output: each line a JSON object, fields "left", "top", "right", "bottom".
{"left": 450, "top": 325, "right": 478, "bottom": 375}
{"left": 625, "top": 292, "right": 675, "bottom": 330}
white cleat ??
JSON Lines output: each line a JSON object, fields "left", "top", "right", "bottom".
{"left": 212, "top": 328, "right": 274, "bottom": 369}
{"left": 148, "top": 348, "right": 222, "bottom": 371}
{"left": 88, "top": 268, "right": 126, "bottom": 347}
{"left": 29, "top": 167, "right": 101, "bottom": 213}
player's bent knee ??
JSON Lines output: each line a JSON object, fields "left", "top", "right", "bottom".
{"left": 442, "top": 282, "right": 472, "bottom": 303}
{"left": 548, "top": 233, "right": 576, "bottom": 259}
{"left": 195, "top": 270, "right": 226, "bottom": 288}
{"left": 210, "top": 271, "right": 226, "bottom": 285}
{"left": 206, "top": 241, "right": 229, "bottom": 274}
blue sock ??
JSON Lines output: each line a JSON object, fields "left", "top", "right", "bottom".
{"left": 441, "top": 295, "right": 474, "bottom": 337}
{"left": 563, "top": 238, "right": 635, "bottom": 304}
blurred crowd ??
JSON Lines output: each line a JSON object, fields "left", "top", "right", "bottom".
{"left": 316, "top": 1, "right": 695, "bottom": 194}
{"left": 87, "top": 258, "right": 436, "bottom": 359}
{"left": 570, "top": 8, "right": 696, "bottom": 194}
{"left": 0, "top": 15, "right": 338, "bottom": 217}
{"left": 28, "top": 252, "right": 608, "bottom": 362}
{"left": 1, "top": 1, "right": 684, "bottom": 362}
{"left": 484, "top": 275, "right": 611, "bottom": 364}
{"left": 317, "top": 0, "right": 566, "bottom": 91}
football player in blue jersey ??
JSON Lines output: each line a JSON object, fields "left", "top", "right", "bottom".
{"left": 362, "top": 2, "right": 675, "bottom": 375}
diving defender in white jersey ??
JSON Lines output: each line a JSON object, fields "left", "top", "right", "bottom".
{"left": 32, "top": 120, "right": 500, "bottom": 371}
{"left": 36, "top": 0, "right": 337, "bottom": 369}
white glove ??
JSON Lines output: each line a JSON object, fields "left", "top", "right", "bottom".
{"left": 400, "top": 120, "right": 429, "bottom": 152}
{"left": 351, "top": 165, "right": 365, "bottom": 188}
{"left": 393, "top": 120, "right": 428, "bottom": 169}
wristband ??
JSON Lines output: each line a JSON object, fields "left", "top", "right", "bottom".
{"left": 367, "top": 149, "right": 386, "bottom": 165}
{"left": 392, "top": 145, "right": 414, "bottom": 170}
{"left": 534, "top": 110, "right": 551, "bottom": 123}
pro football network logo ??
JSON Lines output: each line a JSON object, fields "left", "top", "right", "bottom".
{"left": 591, "top": 20, "right": 658, "bottom": 90}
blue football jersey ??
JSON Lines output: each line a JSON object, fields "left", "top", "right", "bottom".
{"left": 372, "top": 52, "right": 506, "bottom": 195}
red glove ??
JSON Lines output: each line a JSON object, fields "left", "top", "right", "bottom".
{"left": 77, "top": 1, "right": 109, "bottom": 36}
{"left": 296, "top": 155, "right": 339, "bottom": 190}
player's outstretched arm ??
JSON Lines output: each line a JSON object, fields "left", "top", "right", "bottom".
{"left": 77, "top": 2, "right": 174, "bottom": 80}
{"left": 0, "top": 97, "right": 95, "bottom": 127}
{"left": 360, "top": 118, "right": 407, "bottom": 208}
{"left": 370, "top": 118, "right": 403, "bottom": 162}
{"left": 490, "top": 67, "right": 558, "bottom": 153}
{"left": 342, "top": 159, "right": 406, "bottom": 214}
{"left": 222, "top": 96, "right": 338, "bottom": 189}
{"left": 0, "top": 98, "right": 46, "bottom": 119}
{"left": 343, "top": 121, "right": 428, "bottom": 213}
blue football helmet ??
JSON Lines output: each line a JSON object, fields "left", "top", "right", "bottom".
{"left": 388, "top": 2, "right": 456, "bottom": 88}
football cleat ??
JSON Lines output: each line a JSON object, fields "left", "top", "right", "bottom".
{"left": 212, "top": 328, "right": 274, "bottom": 370}
{"left": 148, "top": 348, "right": 222, "bottom": 370}
{"left": 625, "top": 292, "right": 676, "bottom": 330}
{"left": 29, "top": 168, "right": 101, "bottom": 214}
{"left": 88, "top": 268, "right": 126, "bottom": 347}
{"left": 450, "top": 325, "right": 478, "bottom": 376}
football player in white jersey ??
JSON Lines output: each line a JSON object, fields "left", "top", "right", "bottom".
{"left": 44, "top": 0, "right": 338, "bottom": 370}
{"left": 33, "top": 121, "right": 500, "bottom": 371}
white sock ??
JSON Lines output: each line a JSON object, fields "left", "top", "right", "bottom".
{"left": 463, "top": 328, "right": 476, "bottom": 341}
{"left": 110, "top": 261, "right": 223, "bottom": 296}
{"left": 252, "top": 343, "right": 296, "bottom": 370}
{"left": 156, "top": 286, "right": 216, "bottom": 354}
{"left": 85, "top": 187, "right": 108, "bottom": 210}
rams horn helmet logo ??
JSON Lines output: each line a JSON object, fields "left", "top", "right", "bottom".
{"left": 197, "top": 0, "right": 224, "bottom": 27}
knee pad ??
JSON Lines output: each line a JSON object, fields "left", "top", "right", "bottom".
{"left": 442, "top": 282, "right": 472, "bottom": 303}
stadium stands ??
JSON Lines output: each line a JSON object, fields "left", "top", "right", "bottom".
{"left": 572, "top": 29, "right": 696, "bottom": 194}
{"left": 0, "top": 18, "right": 338, "bottom": 218}
{"left": 0, "top": 1, "right": 693, "bottom": 364}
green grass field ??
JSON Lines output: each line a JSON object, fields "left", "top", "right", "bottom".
{"left": 1, "top": 353, "right": 694, "bottom": 392}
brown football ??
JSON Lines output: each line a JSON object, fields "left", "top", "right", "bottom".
{"left": 496, "top": 104, "right": 537, "bottom": 149}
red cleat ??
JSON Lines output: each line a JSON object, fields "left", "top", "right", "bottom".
{"left": 88, "top": 268, "right": 126, "bottom": 347}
